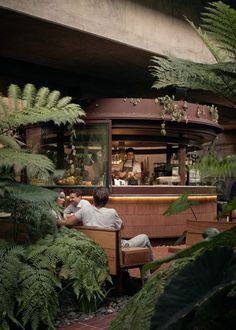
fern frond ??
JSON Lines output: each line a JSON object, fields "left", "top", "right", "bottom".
{"left": 0, "top": 94, "right": 8, "bottom": 118}
{"left": 201, "top": 1, "right": 236, "bottom": 60}
{"left": 0, "top": 242, "right": 25, "bottom": 329}
{"left": 150, "top": 56, "right": 236, "bottom": 104}
{"left": 0, "top": 148, "right": 54, "bottom": 179}
{"left": 34, "top": 87, "right": 49, "bottom": 107}
{"left": 186, "top": 18, "right": 225, "bottom": 62}
{"left": 57, "top": 96, "right": 72, "bottom": 108}
{"left": 22, "top": 83, "right": 36, "bottom": 109}
{"left": 0, "top": 134, "right": 21, "bottom": 149}
{"left": 47, "top": 90, "right": 61, "bottom": 109}
{"left": 18, "top": 264, "right": 60, "bottom": 329}
{"left": 8, "top": 84, "right": 21, "bottom": 112}
{"left": 4, "top": 183, "right": 57, "bottom": 204}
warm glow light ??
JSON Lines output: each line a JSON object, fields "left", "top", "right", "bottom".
{"left": 84, "top": 195, "right": 216, "bottom": 203}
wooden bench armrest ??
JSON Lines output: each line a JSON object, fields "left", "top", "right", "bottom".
{"left": 73, "top": 225, "right": 119, "bottom": 233}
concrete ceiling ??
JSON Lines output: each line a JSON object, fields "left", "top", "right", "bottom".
{"left": 0, "top": 7, "right": 155, "bottom": 99}
{"left": 0, "top": 6, "right": 235, "bottom": 127}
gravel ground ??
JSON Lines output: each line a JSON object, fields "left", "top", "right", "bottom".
{"left": 55, "top": 295, "right": 130, "bottom": 329}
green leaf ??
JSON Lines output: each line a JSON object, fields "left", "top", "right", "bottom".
{"left": 4, "top": 181, "right": 58, "bottom": 202}
{"left": 163, "top": 192, "right": 199, "bottom": 216}
{"left": 150, "top": 246, "right": 236, "bottom": 330}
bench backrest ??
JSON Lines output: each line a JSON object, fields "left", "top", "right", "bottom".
{"left": 73, "top": 225, "right": 120, "bottom": 275}
{"left": 72, "top": 225, "right": 153, "bottom": 276}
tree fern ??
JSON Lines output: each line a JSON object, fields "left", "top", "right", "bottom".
{"left": 0, "top": 82, "right": 85, "bottom": 180}
{"left": 150, "top": 1, "right": 236, "bottom": 106}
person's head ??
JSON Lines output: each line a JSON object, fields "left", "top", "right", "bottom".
{"left": 125, "top": 147, "right": 135, "bottom": 161}
{"left": 93, "top": 187, "right": 109, "bottom": 207}
{"left": 69, "top": 189, "right": 83, "bottom": 206}
{"left": 56, "top": 191, "right": 65, "bottom": 207}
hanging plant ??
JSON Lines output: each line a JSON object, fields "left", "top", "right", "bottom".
{"left": 155, "top": 95, "right": 188, "bottom": 136}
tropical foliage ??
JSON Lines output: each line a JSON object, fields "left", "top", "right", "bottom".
{"left": 110, "top": 226, "right": 236, "bottom": 330}
{"left": 0, "top": 84, "right": 111, "bottom": 329}
{"left": 0, "top": 83, "right": 85, "bottom": 181}
{"left": 0, "top": 228, "right": 110, "bottom": 330}
{"left": 0, "top": 83, "right": 84, "bottom": 238}
{"left": 150, "top": 1, "right": 236, "bottom": 106}
{"left": 191, "top": 153, "right": 236, "bottom": 182}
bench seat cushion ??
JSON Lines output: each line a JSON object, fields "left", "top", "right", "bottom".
{"left": 121, "top": 247, "right": 152, "bottom": 268}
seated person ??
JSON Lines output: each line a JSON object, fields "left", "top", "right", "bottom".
{"left": 114, "top": 148, "right": 141, "bottom": 185}
{"left": 64, "top": 189, "right": 91, "bottom": 215}
{"left": 58, "top": 187, "right": 153, "bottom": 255}
{"left": 51, "top": 192, "right": 66, "bottom": 224}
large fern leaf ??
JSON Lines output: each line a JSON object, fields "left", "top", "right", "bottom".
{"left": 0, "top": 241, "right": 25, "bottom": 329}
{"left": 150, "top": 56, "right": 236, "bottom": 103}
{"left": 150, "top": 1, "right": 236, "bottom": 106}
{"left": 0, "top": 148, "right": 54, "bottom": 179}
{"left": 201, "top": 1, "right": 236, "bottom": 60}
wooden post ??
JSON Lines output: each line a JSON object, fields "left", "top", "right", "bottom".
{"left": 178, "top": 145, "right": 186, "bottom": 185}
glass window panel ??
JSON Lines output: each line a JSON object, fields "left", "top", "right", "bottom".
{"left": 37, "top": 122, "right": 109, "bottom": 187}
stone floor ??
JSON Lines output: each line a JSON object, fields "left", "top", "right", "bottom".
{"left": 58, "top": 246, "right": 174, "bottom": 330}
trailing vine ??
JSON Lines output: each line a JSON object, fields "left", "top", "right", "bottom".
{"left": 155, "top": 96, "right": 188, "bottom": 136}
{"left": 154, "top": 96, "right": 219, "bottom": 136}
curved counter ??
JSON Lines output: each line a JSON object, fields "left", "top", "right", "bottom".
{"left": 106, "top": 185, "right": 217, "bottom": 239}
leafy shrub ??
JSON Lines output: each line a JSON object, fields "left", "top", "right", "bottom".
{"left": 0, "top": 228, "right": 110, "bottom": 330}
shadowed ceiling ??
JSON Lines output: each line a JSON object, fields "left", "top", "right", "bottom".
{"left": 0, "top": 6, "right": 235, "bottom": 128}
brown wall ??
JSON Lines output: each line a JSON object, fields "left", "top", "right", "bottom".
{"left": 107, "top": 198, "right": 217, "bottom": 239}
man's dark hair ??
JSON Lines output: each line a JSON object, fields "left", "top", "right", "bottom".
{"left": 69, "top": 189, "right": 83, "bottom": 197}
{"left": 126, "top": 147, "right": 135, "bottom": 154}
{"left": 93, "top": 187, "right": 109, "bottom": 207}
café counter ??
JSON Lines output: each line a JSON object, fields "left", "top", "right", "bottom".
{"left": 106, "top": 185, "right": 217, "bottom": 239}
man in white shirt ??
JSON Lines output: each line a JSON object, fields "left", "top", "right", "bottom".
{"left": 64, "top": 190, "right": 90, "bottom": 216}
{"left": 59, "top": 187, "right": 152, "bottom": 252}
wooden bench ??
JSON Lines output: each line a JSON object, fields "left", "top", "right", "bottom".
{"left": 168, "top": 219, "right": 236, "bottom": 253}
{"left": 72, "top": 225, "right": 152, "bottom": 278}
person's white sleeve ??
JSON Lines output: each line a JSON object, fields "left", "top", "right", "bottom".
{"left": 74, "top": 209, "right": 82, "bottom": 221}
{"left": 114, "top": 210, "right": 123, "bottom": 230}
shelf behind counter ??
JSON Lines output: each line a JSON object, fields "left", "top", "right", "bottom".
{"left": 108, "top": 185, "right": 217, "bottom": 239}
